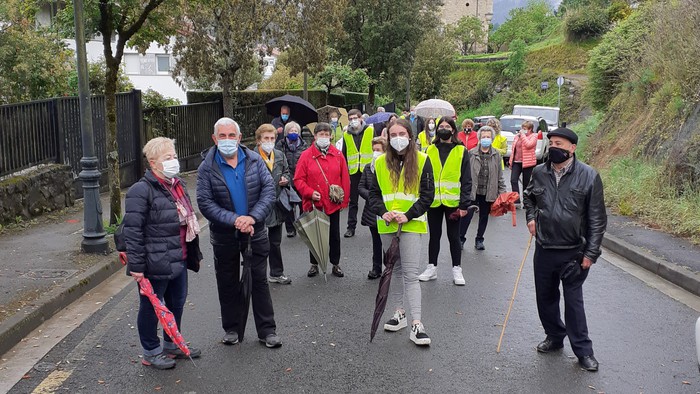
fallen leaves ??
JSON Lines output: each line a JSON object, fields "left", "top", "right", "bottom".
{"left": 682, "top": 381, "right": 690, "bottom": 385}
{"left": 98, "top": 380, "right": 105, "bottom": 384}
{"left": 285, "top": 368, "right": 292, "bottom": 373}
{"left": 22, "top": 374, "right": 31, "bottom": 379}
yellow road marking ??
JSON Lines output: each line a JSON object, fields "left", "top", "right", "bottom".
{"left": 31, "top": 369, "right": 73, "bottom": 394}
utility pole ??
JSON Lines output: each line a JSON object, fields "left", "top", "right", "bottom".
{"left": 73, "top": 0, "right": 109, "bottom": 254}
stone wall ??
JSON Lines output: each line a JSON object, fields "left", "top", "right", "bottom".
{"left": 441, "top": 0, "right": 494, "bottom": 53}
{"left": 0, "top": 165, "right": 74, "bottom": 224}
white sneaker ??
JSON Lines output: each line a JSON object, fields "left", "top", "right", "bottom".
{"left": 384, "top": 310, "right": 407, "bottom": 332}
{"left": 452, "top": 266, "right": 465, "bottom": 286}
{"left": 410, "top": 322, "right": 431, "bottom": 346}
{"left": 418, "top": 264, "right": 437, "bottom": 282}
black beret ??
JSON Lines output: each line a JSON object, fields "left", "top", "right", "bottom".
{"left": 547, "top": 127, "right": 578, "bottom": 144}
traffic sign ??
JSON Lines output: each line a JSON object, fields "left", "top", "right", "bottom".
{"left": 557, "top": 76, "right": 565, "bottom": 86}
{"left": 541, "top": 81, "right": 549, "bottom": 90}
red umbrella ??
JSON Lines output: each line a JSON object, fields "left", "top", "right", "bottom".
{"left": 490, "top": 192, "right": 520, "bottom": 226}
{"left": 448, "top": 205, "right": 479, "bottom": 221}
{"left": 370, "top": 224, "right": 402, "bottom": 342}
{"left": 138, "top": 278, "right": 192, "bottom": 360}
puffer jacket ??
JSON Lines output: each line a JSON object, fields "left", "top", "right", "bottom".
{"left": 468, "top": 147, "right": 507, "bottom": 202}
{"left": 123, "top": 171, "right": 190, "bottom": 280}
{"left": 509, "top": 132, "right": 538, "bottom": 168}
{"left": 196, "top": 145, "right": 276, "bottom": 241}
{"left": 261, "top": 147, "right": 291, "bottom": 228}
{"left": 523, "top": 156, "right": 607, "bottom": 263}
{"left": 358, "top": 162, "right": 376, "bottom": 227}
{"left": 275, "top": 137, "right": 308, "bottom": 185}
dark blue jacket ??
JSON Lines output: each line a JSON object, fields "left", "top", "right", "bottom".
{"left": 123, "top": 171, "right": 190, "bottom": 280}
{"left": 196, "top": 145, "right": 276, "bottom": 238}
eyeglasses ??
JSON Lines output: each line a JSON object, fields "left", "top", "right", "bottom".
{"left": 348, "top": 116, "right": 359, "bottom": 121}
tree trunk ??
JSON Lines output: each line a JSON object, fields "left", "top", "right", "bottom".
{"left": 368, "top": 83, "right": 376, "bottom": 114}
{"left": 221, "top": 77, "right": 233, "bottom": 117}
{"left": 104, "top": 58, "right": 121, "bottom": 225}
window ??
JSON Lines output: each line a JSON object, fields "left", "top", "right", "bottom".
{"left": 156, "top": 55, "right": 171, "bottom": 74}
{"left": 124, "top": 54, "right": 140, "bottom": 75}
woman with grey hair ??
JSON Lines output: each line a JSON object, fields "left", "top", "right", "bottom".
{"left": 460, "top": 126, "right": 506, "bottom": 250}
{"left": 275, "top": 121, "right": 307, "bottom": 237}
{"left": 123, "top": 137, "right": 202, "bottom": 369}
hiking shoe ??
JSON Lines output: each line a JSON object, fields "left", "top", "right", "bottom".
{"left": 269, "top": 275, "right": 292, "bottom": 284}
{"left": 384, "top": 310, "right": 407, "bottom": 332}
{"left": 332, "top": 265, "right": 344, "bottom": 277}
{"left": 259, "top": 333, "right": 282, "bottom": 348}
{"left": 307, "top": 265, "right": 319, "bottom": 277}
{"left": 410, "top": 323, "right": 431, "bottom": 346}
{"left": 287, "top": 229, "right": 296, "bottom": 238}
{"left": 367, "top": 270, "right": 380, "bottom": 279}
{"left": 475, "top": 240, "right": 485, "bottom": 250}
{"left": 141, "top": 353, "right": 176, "bottom": 370}
{"left": 418, "top": 264, "right": 437, "bottom": 281}
{"left": 344, "top": 228, "right": 355, "bottom": 238}
{"left": 452, "top": 266, "right": 465, "bottom": 286}
{"left": 222, "top": 331, "right": 239, "bottom": 345}
{"left": 165, "top": 346, "right": 201, "bottom": 359}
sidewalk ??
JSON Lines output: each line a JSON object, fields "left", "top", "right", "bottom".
{"left": 1, "top": 172, "right": 699, "bottom": 357}
{"left": 0, "top": 172, "right": 197, "bottom": 357}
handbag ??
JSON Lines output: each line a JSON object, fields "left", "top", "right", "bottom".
{"left": 186, "top": 235, "right": 203, "bottom": 272}
{"left": 315, "top": 157, "right": 345, "bottom": 204}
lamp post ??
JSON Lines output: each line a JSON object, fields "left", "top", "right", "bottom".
{"left": 73, "top": 0, "right": 109, "bottom": 254}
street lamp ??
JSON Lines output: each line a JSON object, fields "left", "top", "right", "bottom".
{"left": 73, "top": 0, "right": 109, "bottom": 254}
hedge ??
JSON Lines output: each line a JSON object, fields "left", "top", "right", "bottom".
{"left": 186, "top": 89, "right": 368, "bottom": 109}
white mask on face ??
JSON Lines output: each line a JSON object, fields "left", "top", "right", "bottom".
{"left": 350, "top": 120, "right": 360, "bottom": 129}
{"left": 428, "top": 123, "right": 435, "bottom": 131}
{"left": 372, "top": 151, "right": 382, "bottom": 160}
{"left": 390, "top": 136, "right": 410, "bottom": 152}
{"left": 331, "top": 117, "right": 338, "bottom": 124}
{"left": 261, "top": 142, "right": 275, "bottom": 154}
{"left": 316, "top": 137, "right": 330, "bottom": 149}
{"left": 161, "top": 158, "right": 180, "bottom": 179}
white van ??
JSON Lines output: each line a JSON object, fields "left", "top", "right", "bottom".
{"left": 512, "top": 105, "right": 560, "bottom": 131}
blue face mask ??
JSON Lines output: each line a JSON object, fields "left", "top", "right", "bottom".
{"left": 287, "top": 133, "right": 299, "bottom": 141}
{"left": 281, "top": 114, "right": 289, "bottom": 122}
{"left": 480, "top": 138, "right": 492, "bottom": 148}
{"left": 218, "top": 139, "right": 238, "bottom": 156}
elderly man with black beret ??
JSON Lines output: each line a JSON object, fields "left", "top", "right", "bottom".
{"left": 523, "top": 127, "right": 607, "bottom": 372}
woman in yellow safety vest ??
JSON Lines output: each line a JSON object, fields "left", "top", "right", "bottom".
{"left": 416, "top": 117, "right": 436, "bottom": 152}
{"left": 418, "top": 117, "right": 472, "bottom": 286}
{"left": 368, "top": 118, "right": 435, "bottom": 346}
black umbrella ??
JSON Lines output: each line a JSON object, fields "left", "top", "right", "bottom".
{"left": 265, "top": 94, "right": 318, "bottom": 126}
{"left": 370, "top": 224, "right": 402, "bottom": 342}
{"left": 238, "top": 233, "right": 253, "bottom": 342}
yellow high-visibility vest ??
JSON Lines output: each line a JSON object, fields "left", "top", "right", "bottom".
{"left": 417, "top": 131, "right": 433, "bottom": 153}
{"left": 375, "top": 152, "right": 429, "bottom": 234}
{"left": 343, "top": 126, "right": 374, "bottom": 175}
{"left": 426, "top": 144, "right": 464, "bottom": 208}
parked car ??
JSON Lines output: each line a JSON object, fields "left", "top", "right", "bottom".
{"left": 512, "top": 105, "right": 560, "bottom": 131}
{"left": 499, "top": 115, "right": 549, "bottom": 163}
{"left": 473, "top": 115, "right": 497, "bottom": 131}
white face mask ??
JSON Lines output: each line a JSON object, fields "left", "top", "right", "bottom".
{"left": 261, "top": 142, "right": 275, "bottom": 154}
{"left": 350, "top": 120, "right": 360, "bottom": 129}
{"left": 161, "top": 158, "right": 180, "bottom": 179}
{"left": 316, "top": 137, "right": 330, "bottom": 149}
{"left": 331, "top": 118, "right": 338, "bottom": 124}
{"left": 372, "top": 151, "right": 383, "bottom": 160}
{"left": 390, "top": 136, "right": 410, "bottom": 152}
{"left": 428, "top": 123, "right": 435, "bottom": 131}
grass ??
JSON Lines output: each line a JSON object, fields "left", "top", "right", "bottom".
{"left": 569, "top": 112, "right": 603, "bottom": 162}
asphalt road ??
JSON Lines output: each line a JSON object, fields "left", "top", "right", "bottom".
{"left": 8, "top": 202, "right": 700, "bottom": 393}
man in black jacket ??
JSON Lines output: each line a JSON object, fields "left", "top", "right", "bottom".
{"left": 523, "top": 127, "right": 607, "bottom": 372}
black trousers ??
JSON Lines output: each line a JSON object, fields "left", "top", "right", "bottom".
{"left": 212, "top": 230, "right": 276, "bottom": 339}
{"left": 284, "top": 203, "right": 299, "bottom": 233}
{"left": 427, "top": 205, "right": 462, "bottom": 267}
{"left": 310, "top": 210, "right": 341, "bottom": 266}
{"left": 369, "top": 225, "right": 383, "bottom": 273}
{"left": 268, "top": 224, "right": 284, "bottom": 277}
{"left": 510, "top": 162, "right": 533, "bottom": 203}
{"left": 460, "top": 194, "right": 492, "bottom": 243}
{"left": 346, "top": 172, "right": 362, "bottom": 230}
{"left": 533, "top": 245, "right": 593, "bottom": 357}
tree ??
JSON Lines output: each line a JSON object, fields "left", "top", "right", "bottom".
{"left": 259, "top": 64, "right": 304, "bottom": 90}
{"left": 448, "top": 16, "right": 485, "bottom": 55}
{"left": 313, "top": 62, "right": 370, "bottom": 103}
{"left": 410, "top": 29, "right": 456, "bottom": 100}
{"left": 0, "top": 2, "right": 73, "bottom": 104}
{"left": 333, "top": 0, "right": 442, "bottom": 109}
{"left": 67, "top": 59, "right": 134, "bottom": 96}
{"left": 502, "top": 39, "right": 527, "bottom": 83}
{"left": 172, "top": 0, "right": 290, "bottom": 116}
{"left": 489, "top": 0, "right": 558, "bottom": 52}
{"left": 56, "top": 0, "right": 179, "bottom": 224}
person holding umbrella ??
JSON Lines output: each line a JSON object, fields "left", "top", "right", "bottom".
{"left": 197, "top": 117, "right": 282, "bottom": 348}
{"left": 418, "top": 117, "right": 472, "bottom": 285}
{"left": 271, "top": 105, "right": 293, "bottom": 141}
{"left": 123, "top": 137, "right": 202, "bottom": 369}
{"left": 358, "top": 136, "right": 387, "bottom": 279}
{"left": 294, "top": 122, "right": 351, "bottom": 278}
{"left": 416, "top": 117, "right": 436, "bottom": 153}
{"left": 341, "top": 109, "right": 375, "bottom": 238}
{"left": 276, "top": 121, "right": 307, "bottom": 238}
{"left": 459, "top": 126, "right": 507, "bottom": 250}
{"left": 368, "top": 118, "right": 435, "bottom": 346}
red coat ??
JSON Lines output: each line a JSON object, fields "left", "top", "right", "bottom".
{"left": 293, "top": 144, "right": 351, "bottom": 214}
{"left": 458, "top": 131, "right": 478, "bottom": 150}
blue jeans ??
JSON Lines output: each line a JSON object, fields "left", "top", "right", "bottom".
{"left": 137, "top": 269, "right": 188, "bottom": 356}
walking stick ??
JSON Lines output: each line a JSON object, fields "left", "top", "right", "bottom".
{"left": 497, "top": 234, "right": 533, "bottom": 353}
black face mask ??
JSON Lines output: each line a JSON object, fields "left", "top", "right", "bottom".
{"left": 549, "top": 147, "right": 571, "bottom": 163}
{"left": 437, "top": 128, "right": 452, "bottom": 141}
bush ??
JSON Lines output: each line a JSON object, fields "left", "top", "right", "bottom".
{"left": 142, "top": 89, "right": 181, "bottom": 110}
{"left": 187, "top": 89, "right": 366, "bottom": 108}
{"left": 564, "top": 6, "right": 610, "bottom": 41}
{"left": 502, "top": 39, "right": 527, "bottom": 83}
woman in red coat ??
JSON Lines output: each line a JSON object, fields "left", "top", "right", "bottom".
{"left": 293, "top": 122, "right": 351, "bottom": 278}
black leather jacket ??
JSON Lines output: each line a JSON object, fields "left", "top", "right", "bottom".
{"left": 523, "top": 156, "right": 607, "bottom": 262}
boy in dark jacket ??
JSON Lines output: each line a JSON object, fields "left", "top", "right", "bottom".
{"left": 358, "top": 137, "right": 387, "bottom": 279}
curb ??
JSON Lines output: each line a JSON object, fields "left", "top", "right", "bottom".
{"left": 0, "top": 257, "right": 122, "bottom": 357}
{"left": 603, "top": 233, "right": 700, "bottom": 297}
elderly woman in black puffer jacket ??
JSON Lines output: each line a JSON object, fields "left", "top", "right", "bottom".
{"left": 123, "top": 137, "right": 202, "bottom": 370}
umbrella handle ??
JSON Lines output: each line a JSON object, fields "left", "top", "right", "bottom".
{"left": 396, "top": 223, "right": 403, "bottom": 237}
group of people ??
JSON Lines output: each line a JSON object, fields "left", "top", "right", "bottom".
{"left": 122, "top": 104, "right": 607, "bottom": 372}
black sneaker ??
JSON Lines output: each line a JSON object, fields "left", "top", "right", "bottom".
{"left": 475, "top": 240, "right": 485, "bottom": 250}
{"left": 287, "top": 229, "right": 296, "bottom": 238}
{"left": 344, "top": 228, "right": 355, "bottom": 238}
{"left": 307, "top": 265, "right": 319, "bottom": 277}
{"left": 332, "top": 265, "right": 344, "bottom": 277}
{"left": 259, "top": 333, "right": 282, "bottom": 348}
{"left": 367, "top": 270, "right": 380, "bottom": 279}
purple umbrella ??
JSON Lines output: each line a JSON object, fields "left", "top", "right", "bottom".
{"left": 370, "top": 224, "right": 403, "bottom": 342}
{"left": 365, "top": 111, "right": 394, "bottom": 125}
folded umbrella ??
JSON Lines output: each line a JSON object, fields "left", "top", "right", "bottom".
{"left": 490, "top": 192, "right": 520, "bottom": 226}
{"left": 294, "top": 206, "right": 331, "bottom": 280}
{"left": 265, "top": 94, "right": 319, "bottom": 126}
{"left": 277, "top": 186, "right": 301, "bottom": 213}
{"left": 448, "top": 205, "right": 479, "bottom": 221}
{"left": 370, "top": 224, "right": 402, "bottom": 342}
{"left": 238, "top": 233, "right": 253, "bottom": 342}
{"left": 414, "top": 99, "right": 456, "bottom": 119}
